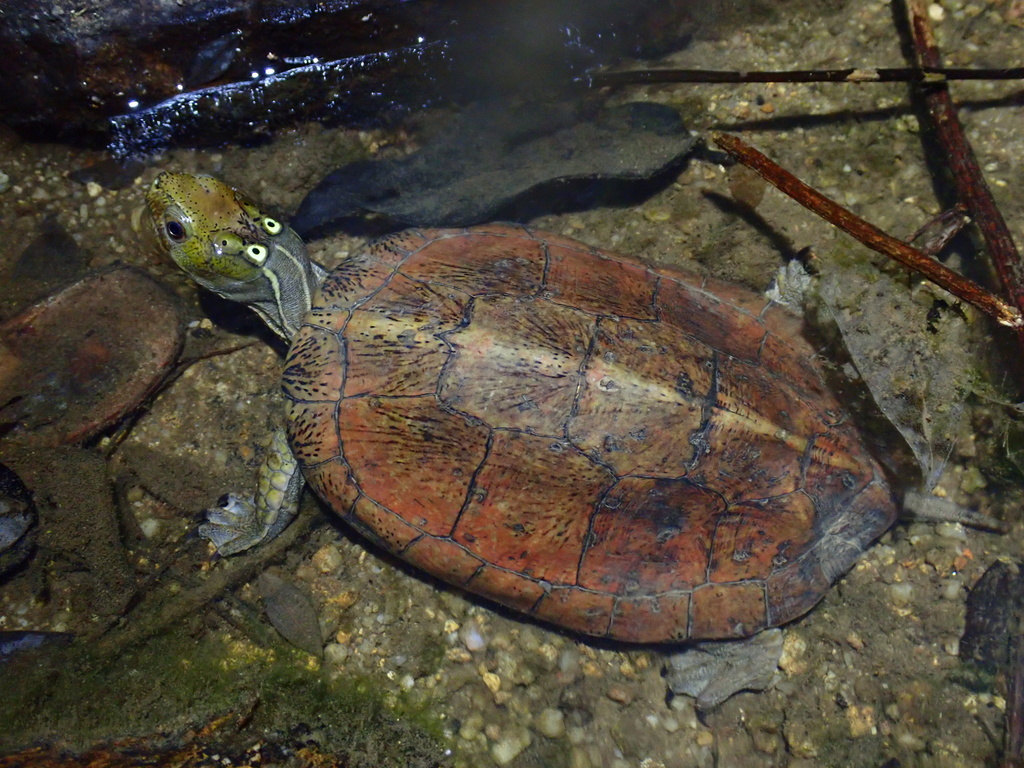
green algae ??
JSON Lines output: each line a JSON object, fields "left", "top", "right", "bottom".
{"left": 0, "top": 625, "right": 448, "bottom": 767}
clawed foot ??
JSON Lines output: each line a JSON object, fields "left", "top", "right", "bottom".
{"left": 198, "top": 493, "right": 269, "bottom": 556}
{"left": 665, "top": 628, "right": 784, "bottom": 710}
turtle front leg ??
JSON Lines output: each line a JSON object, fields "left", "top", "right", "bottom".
{"left": 199, "top": 426, "right": 304, "bottom": 556}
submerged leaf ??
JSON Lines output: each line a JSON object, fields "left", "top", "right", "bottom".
{"left": 818, "top": 256, "right": 974, "bottom": 490}
{"left": 257, "top": 572, "right": 324, "bottom": 658}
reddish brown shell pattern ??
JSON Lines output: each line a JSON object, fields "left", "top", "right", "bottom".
{"left": 284, "top": 224, "right": 896, "bottom": 643}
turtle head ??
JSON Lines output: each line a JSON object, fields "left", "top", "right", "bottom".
{"left": 146, "top": 172, "right": 325, "bottom": 341}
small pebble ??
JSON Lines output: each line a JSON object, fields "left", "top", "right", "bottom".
{"left": 889, "top": 582, "right": 914, "bottom": 605}
{"left": 941, "top": 578, "right": 963, "bottom": 600}
{"left": 86, "top": 181, "right": 102, "bottom": 198}
{"left": 311, "top": 544, "right": 343, "bottom": 573}
{"left": 897, "top": 730, "right": 927, "bottom": 751}
{"left": 460, "top": 620, "right": 487, "bottom": 652}
{"left": 491, "top": 728, "right": 532, "bottom": 765}
{"left": 535, "top": 708, "right": 565, "bottom": 738}
{"left": 779, "top": 631, "right": 809, "bottom": 675}
{"left": 537, "top": 643, "right": 559, "bottom": 667}
{"left": 481, "top": 671, "right": 501, "bottom": 694}
{"left": 459, "top": 713, "right": 484, "bottom": 740}
{"left": 846, "top": 705, "right": 876, "bottom": 737}
{"left": 446, "top": 648, "right": 472, "bottom": 663}
{"left": 643, "top": 208, "right": 671, "bottom": 223}
{"left": 324, "top": 643, "right": 350, "bottom": 665}
{"left": 606, "top": 685, "right": 634, "bottom": 705}
{"left": 327, "top": 590, "right": 358, "bottom": 611}
{"left": 935, "top": 521, "right": 968, "bottom": 540}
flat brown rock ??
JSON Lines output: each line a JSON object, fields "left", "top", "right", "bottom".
{"left": 0, "top": 267, "right": 183, "bottom": 447}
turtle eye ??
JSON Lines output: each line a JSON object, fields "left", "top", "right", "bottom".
{"left": 246, "top": 244, "right": 268, "bottom": 265}
{"left": 165, "top": 220, "right": 187, "bottom": 242}
{"left": 261, "top": 218, "right": 282, "bottom": 235}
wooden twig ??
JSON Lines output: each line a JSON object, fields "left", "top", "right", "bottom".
{"left": 712, "top": 131, "right": 1023, "bottom": 329}
{"left": 904, "top": 0, "right": 1024, "bottom": 349}
{"left": 590, "top": 66, "right": 1024, "bottom": 88}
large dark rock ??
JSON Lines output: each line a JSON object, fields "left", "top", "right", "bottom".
{"left": 0, "top": 0, "right": 702, "bottom": 153}
{"left": 292, "top": 101, "right": 699, "bottom": 233}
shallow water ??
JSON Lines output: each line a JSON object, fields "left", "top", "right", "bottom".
{"left": 1, "top": 1, "right": 1023, "bottom": 766}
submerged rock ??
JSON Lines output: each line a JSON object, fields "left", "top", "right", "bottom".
{"left": 0, "top": 0, "right": 700, "bottom": 152}
{"left": 0, "top": 462, "right": 36, "bottom": 579}
{"left": 0, "top": 267, "right": 183, "bottom": 447}
{"left": 292, "top": 102, "right": 698, "bottom": 233}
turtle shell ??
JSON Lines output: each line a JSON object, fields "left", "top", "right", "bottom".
{"left": 283, "top": 224, "right": 896, "bottom": 643}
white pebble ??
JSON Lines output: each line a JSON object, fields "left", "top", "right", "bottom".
{"left": 324, "top": 643, "right": 350, "bottom": 665}
{"left": 558, "top": 649, "right": 579, "bottom": 672}
{"left": 459, "top": 714, "right": 483, "bottom": 740}
{"left": 460, "top": 621, "right": 487, "bottom": 652}
{"left": 942, "top": 578, "right": 963, "bottom": 600}
{"left": 86, "top": 181, "right": 102, "bottom": 197}
{"left": 889, "top": 582, "right": 914, "bottom": 605}
{"left": 535, "top": 708, "right": 565, "bottom": 738}
{"left": 935, "top": 522, "right": 968, "bottom": 540}
{"left": 491, "top": 728, "right": 532, "bottom": 765}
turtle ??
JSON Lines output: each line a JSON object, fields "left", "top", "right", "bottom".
{"left": 146, "top": 172, "right": 897, "bottom": 654}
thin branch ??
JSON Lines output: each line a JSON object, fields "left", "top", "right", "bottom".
{"left": 903, "top": 0, "right": 1024, "bottom": 349}
{"left": 589, "top": 66, "right": 1024, "bottom": 88}
{"left": 712, "top": 131, "right": 1023, "bottom": 329}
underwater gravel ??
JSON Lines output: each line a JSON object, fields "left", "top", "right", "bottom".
{"left": 1, "top": 0, "right": 1023, "bottom": 766}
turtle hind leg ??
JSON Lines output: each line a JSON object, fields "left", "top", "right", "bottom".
{"left": 200, "top": 494, "right": 266, "bottom": 556}
{"left": 664, "top": 628, "right": 784, "bottom": 710}
{"left": 199, "top": 425, "right": 304, "bottom": 556}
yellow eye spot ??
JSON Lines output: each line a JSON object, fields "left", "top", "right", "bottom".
{"left": 246, "top": 244, "right": 268, "bottom": 264}
{"left": 262, "top": 218, "right": 282, "bottom": 235}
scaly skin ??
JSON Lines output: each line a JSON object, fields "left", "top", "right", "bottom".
{"left": 146, "top": 173, "right": 324, "bottom": 340}
{"left": 146, "top": 172, "right": 322, "bottom": 555}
